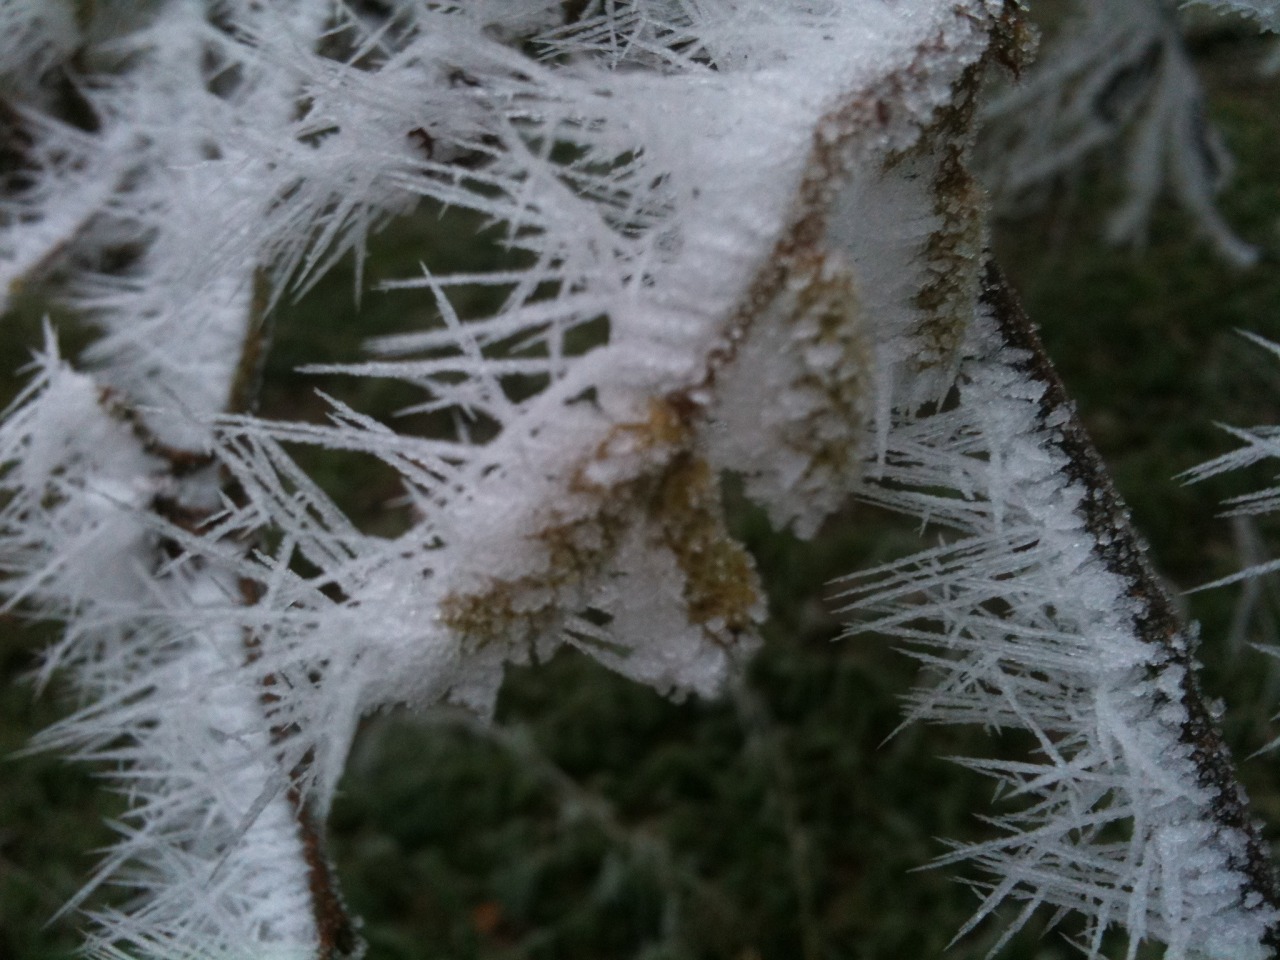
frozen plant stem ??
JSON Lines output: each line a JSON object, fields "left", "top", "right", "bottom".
{"left": 839, "top": 264, "right": 1280, "bottom": 956}
{"left": 981, "top": 263, "right": 1280, "bottom": 943}
{"left": 84, "top": 268, "right": 356, "bottom": 959}
{"left": 0, "top": 4, "right": 360, "bottom": 953}
{"left": 232, "top": 276, "right": 358, "bottom": 960}
{"left": 239, "top": 590, "right": 358, "bottom": 959}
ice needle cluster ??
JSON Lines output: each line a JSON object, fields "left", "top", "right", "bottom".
{"left": 1185, "top": 335, "right": 1280, "bottom": 561}
{"left": 837, "top": 275, "right": 1279, "bottom": 958}
{"left": 0, "top": 1, "right": 1000, "bottom": 956}
{"left": 0, "top": 1, "right": 1274, "bottom": 958}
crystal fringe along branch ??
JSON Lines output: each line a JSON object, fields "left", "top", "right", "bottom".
{"left": 836, "top": 265, "right": 1280, "bottom": 958}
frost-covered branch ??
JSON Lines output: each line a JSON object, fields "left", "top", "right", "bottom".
{"left": 837, "top": 265, "right": 1279, "bottom": 957}
{"left": 0, "top": 3, "right": 364, "bottom": 956}
{"left": 0, "top": 1, "right": 1011, "bottom": 956}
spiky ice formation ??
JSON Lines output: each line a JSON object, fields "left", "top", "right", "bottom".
{"left": 0, "top": 342, "right": 339, "bottom": 959}
{"left": 836, "top": 268, "right": 1279, "bottom": 958}
{"left": 0, "top": 2, "right": 1011, "bottom": 957}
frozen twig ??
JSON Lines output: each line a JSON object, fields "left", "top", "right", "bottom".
{"left": 837, "top": 263, "right": 1279, "bottom": 957}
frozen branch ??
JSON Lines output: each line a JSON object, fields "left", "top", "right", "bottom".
{"left": 837, "top": 263, "right": 1280, "bottom": 957}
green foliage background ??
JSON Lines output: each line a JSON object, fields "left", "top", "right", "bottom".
{"left": 2, "top": 22, "right": 1279, "bottom": 960}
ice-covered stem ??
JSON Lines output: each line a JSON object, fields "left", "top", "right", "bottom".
{"left": 837, "top": 260, "right": 1280, "bottom": 955}
{"left": 286, "top": 786, "right": 359, "bottom": 959}
{"left": 32, "top": 272, "right": 359, "bottom": 960}
{"left": 0, "top": 3, "right": 361, "bottom": 953}
{"left": 0, "top": 353, "right": 336, "bottom": 959}
{"left": 228, "top": 279, "right": 358, "bottom": 958}
{"left": 238, "top": 576, "right": 359, "bottom": 960}
{"left": 981, "top": 262, "right": 1280, "bottom": 945}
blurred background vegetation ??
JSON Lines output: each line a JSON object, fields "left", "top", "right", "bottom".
{"left": 2, "top": 13, "right": 1280, "bottom": 960}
